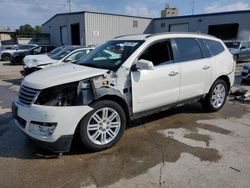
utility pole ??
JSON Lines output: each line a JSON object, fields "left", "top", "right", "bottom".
{"left": 68, "top": 0, "right": 71, "bottom": 13}
{"left": 191, "top": 0, "right": 195, "bottom": 15}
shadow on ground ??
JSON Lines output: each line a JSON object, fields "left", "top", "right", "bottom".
{"left": 2, "top": 78, "right": 22, "bottom": 86}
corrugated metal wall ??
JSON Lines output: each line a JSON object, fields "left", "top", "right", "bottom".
{"left": 84, "top": 12, "right": 152, "bottom": 45}
{"left": 42, "top": 13, "right": 85, "bottom": 46}
{"left": 152, "top": 12, "right": 250, "bottom": 40}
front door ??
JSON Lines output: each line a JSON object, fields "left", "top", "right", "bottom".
{"left": 131, "top": 40, "right": 180, "bottom": 114}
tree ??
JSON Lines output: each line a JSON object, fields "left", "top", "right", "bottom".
{"left": 16, "top": 24, "right": 42, "bottom": 35}
{"left": 34, "top": 25, "right": 42, "bottom": 33}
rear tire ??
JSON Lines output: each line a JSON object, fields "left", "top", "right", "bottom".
{"left": 201, "top": 79, "right": 228, "bottom": 112}
{"left": 79, "top": 100, "right": 126, "bottom": 152}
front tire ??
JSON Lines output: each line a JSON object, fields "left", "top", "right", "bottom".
{"left": 2, "top": 53, "right": 12, "bottom": 61}
{"left": 201, "top": 79, "right": 228, "bottom": 112}
{"left": 79, "top": 100, "right": 126, "bottom": 151}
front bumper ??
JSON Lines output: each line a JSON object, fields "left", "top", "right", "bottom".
{"left": 12, "top": 101, "right": 93, "bottom": 152}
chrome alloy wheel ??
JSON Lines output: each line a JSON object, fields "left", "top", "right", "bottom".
{"left": 210, "top": 84, "right": 226, "bottom": 108}
{"left": 87, "top": 107, "right": 121, "bottom": 145}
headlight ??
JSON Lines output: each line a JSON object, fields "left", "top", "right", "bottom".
{"left": 35, "top": 82, "right": 79, "bottom": 106}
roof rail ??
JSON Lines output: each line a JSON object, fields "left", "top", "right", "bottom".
{"left": 146, "top": 32, "right": 216, "bottom": 38}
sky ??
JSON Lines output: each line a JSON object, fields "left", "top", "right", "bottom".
{"left": 0, "top": 0, "right": 250, "bottom": 30}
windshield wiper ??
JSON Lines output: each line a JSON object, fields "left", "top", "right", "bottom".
{"left": 82, "top": 63, "right": 100, "bottom": 69}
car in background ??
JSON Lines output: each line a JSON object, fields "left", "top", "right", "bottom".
{"left": 0, "top": 40, "right": 17, "bottom": 51}
{"left": 0, "top": 44, "right": 37, "bottom": 61}
{"left": 224, "top": 41, "right": 250, "bottom": 62}
{"left": 242, "top": 63, "right": 250, "bottom": 81}
{"left": 23, "top": 46, "right": 67, "bottom": 64}
{"left": 10, "top": 45, "right": 56, "bottom": 64}
{"left": 21, "top": 46, "right": 95, "bottom": 76}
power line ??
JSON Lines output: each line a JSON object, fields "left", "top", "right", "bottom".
{"left": 68, "top": 0, "right": 71, "bottom": 13}
{"left": 191, "top": 0, "right": 195, "bottom": 15}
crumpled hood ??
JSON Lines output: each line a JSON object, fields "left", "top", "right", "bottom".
{"left": 22, "top": 63, "right": 108, "bottom": 89}
{"left": 24, "top": 55, "right": 57, "bottom": 68}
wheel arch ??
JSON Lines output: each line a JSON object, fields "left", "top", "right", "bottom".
{"left": 93, "top": 95, "right": 131, "bottom": 120}
{"left": 73, "top": 94, "right": 131, "bottom": 138}
{"left": 216, "top": 75, "right": 231, "bottom": 92}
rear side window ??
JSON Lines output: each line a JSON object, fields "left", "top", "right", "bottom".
{"left": 175, "top": 38, "right": 203, "bottom": 62}
{"left": 204, "top": 39, "right": 225, "bottom": 56}
{"left": 197, "top": 39, "right": 212, "bottom": 58}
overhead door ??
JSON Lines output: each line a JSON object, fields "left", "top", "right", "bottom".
{"left": 60, "top": 25, "right": 68, "bottom": 45}
{"left": 169, "top": 23, "right": 189, "bottom": 32}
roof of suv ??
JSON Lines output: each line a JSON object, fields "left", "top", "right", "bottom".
{"left": 113, "top": 32, "right": 218, "bottom": 41}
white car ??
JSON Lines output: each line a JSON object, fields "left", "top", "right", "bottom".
{"left": 0, "top": 44, "right": 37, "bottom": 61}
{"left": 22, "top": 46, "right": 94, "bottom": 75}
{"left": 23, "top": 46, "right": 66, "bottom": 63}
{"left": 12, "top": 33, "right": 235, "bottom": 153}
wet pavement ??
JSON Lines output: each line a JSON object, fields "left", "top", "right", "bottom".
{"left": 0, "top": 61, "right": 250, "bottom": 188}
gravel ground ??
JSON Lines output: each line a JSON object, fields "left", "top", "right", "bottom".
{"left": 0, "top": 60, "right": 250, "bottom": 188}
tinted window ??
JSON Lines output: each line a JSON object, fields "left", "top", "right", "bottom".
{"left": 197, "top": 39, "right": 212, "bottom": 58}
{"left": 139, "top": 40, "right": 173, "bottom": 66}
{"left": 224, "top": 42, "right": 240, "bottom": 49}
{"left": 175, "top": 38, "right": 203, "bottom": 62}
{"left": 241, "top": 42, "right": 247, "bottom": 49}
{"left": 247, "top": 42, "right": 250, "bottom": 48}
{"left": 204, "top": 39, "right": 225, "bottom": 56}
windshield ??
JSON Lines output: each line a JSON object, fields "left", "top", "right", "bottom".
{"left": 77, "top": 40, "right": 144, "bottom": 70}
{"left": 50, "top": 48, "right": 76, "bottom": 60}
{"left": 224, "top": 42, "right": 240, "bottom": 49}
{"left": 17, "top": 45, "right": 34, "bottom": 50}
{"left": 48, "top": 47, "right": 63, "bottom": 57}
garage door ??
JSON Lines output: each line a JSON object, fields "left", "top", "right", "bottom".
{"left": 60, "top": 26, "right": 68, "bottom": 45}
{"left": 169, "top": 23, "right": 189, "bottom": 32}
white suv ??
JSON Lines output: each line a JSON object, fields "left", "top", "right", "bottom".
{"left": 12, "top": 33, "right": 235, "bottom": 153}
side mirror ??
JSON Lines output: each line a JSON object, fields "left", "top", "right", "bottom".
{"left": 240, "top": 46, "right": 246, "bottom": 50}
{"left": 136, "top": 59, "right": 154, "bottom": 70}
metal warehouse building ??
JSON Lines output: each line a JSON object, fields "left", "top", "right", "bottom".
{"left": 42, "top": 11, "right": 152, "bottom": 46}
{"left": 42, "top": 10, "right": 250, "bottom": 46}
{"left": 153, "top": 10, "right": 250, "bottom": 41}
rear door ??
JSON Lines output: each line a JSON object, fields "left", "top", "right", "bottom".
{"left": 131, "top": 40, "right": 180, "bottom": 113}
{"left": 173, "top": 38, "right": 212, "bottom": 100}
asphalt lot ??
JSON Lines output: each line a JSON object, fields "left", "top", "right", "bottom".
{"left": 0, "top": 61, "right": 250, "bottom": 188}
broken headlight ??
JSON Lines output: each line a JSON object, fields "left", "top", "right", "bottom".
{"left": 35, "top": 82, "right": 79, "bottom": 106}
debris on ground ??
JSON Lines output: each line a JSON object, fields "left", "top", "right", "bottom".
{"left": 229, "top": 85, "right": 250, "bottom": 103}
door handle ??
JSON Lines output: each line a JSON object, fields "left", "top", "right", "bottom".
{"left": 169, "top": 71, "right": 178, "bottom": 76}
{"left": 203, "top": 65, "right": 210, "bottom": 70}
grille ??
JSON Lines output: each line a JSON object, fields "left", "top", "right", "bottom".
{"left": 18, "top": 85, "right": 40, "bottom": 106}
